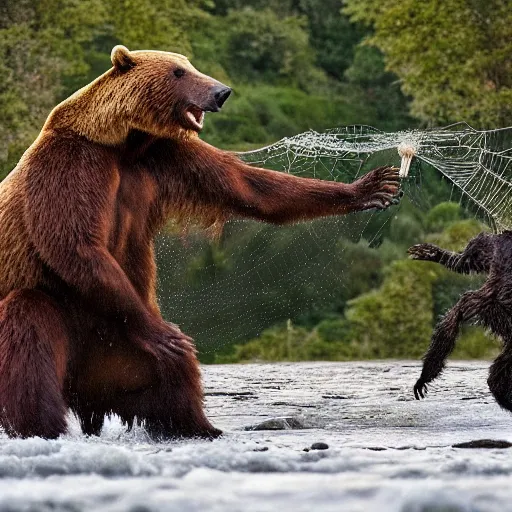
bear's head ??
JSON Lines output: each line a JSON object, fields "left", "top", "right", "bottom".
{"left": 48, "top": 46, "right": 232, "bottom": 144}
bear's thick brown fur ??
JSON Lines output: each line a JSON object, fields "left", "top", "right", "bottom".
{"left": 0, "top": 45, "right": 400, "bottom": 439}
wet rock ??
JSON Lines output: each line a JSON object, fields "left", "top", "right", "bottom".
{"left": 322, "top": 395, "right": 349, "bottom": 400}
{"left": 245, "top": 417, "right": 306, "bottom": 431}
{"left": 366, "top": 447, "right": 387, "bottom": 451}
{"left": 452, "top": 439, "right": 512, "bottom": 449}
{"left": 311, "top": 442, "right": 329, "bottom": 450}
{"left": 252, "top": 447, "right": 269, "bottom": 452}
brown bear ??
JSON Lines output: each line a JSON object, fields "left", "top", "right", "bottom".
{"left": 0, "top": 45, "right": 400, "bottom": 439}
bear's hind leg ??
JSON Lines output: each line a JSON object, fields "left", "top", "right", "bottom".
{"left": 0, "top": 290, "right": 69, "bottom": 438}
{"left": 108, "top": 333, "right": 221, "bottom": 440}
{"left": 144, "top": 339, "right": 222, "bottom": 439}
{"left": 76, "top": 408, "right": 105, "bottom": 437}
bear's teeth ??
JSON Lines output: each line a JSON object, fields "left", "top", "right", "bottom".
{"left": 186, "top": 110, "right": 203, "bottom": 129}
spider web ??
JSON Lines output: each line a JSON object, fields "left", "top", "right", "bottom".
{"left": 241, "top": 123, "right": 512, "bottom": 231}
{"left": 157, "top": 123, "right": 512, "bottom": 359}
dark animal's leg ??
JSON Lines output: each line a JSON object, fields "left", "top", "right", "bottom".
{"left": 408, "top": 233, "right": 495, "bottom": 274}
{"left": 0, "top": 290, "right": 69, "bottom": 438}
{"left": 485, "top": 244, "right": 512, "bottom": 411}
{"left": 414, "top": 289, "right": 487, "bottom": 399}
{"left": 488, "top": 344, "right": 512, "bottom": 412}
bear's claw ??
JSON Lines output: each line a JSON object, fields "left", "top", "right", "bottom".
{"left": 357, "top": 166, "right": 401, "bottom": 211}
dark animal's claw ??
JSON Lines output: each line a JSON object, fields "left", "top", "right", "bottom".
{"left": 413, "top": 380, "right": 428, "bottom": 400}
{"left": 408, "top": 245, "right": 420, "bottom": 259}
{"left": 408, "top": 243, "right": 439, "bottom": 261}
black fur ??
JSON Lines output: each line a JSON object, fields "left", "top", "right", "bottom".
{"left": 408, "top": 231, "right": 512, "bottom": 409}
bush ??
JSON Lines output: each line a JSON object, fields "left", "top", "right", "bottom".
{"left": 452, "top": 327, "right": 500, "bottom": 360}
{"left": 201, "top": 84, "right": 377, "bottom": 149}
{"left": 316, "top": 317, "right": 352, "bottom": 343}
{"left": 427, "top": 219, "right": 488, "bottom": 252}
{"left": 426, "top": 202, "right": 465, "bottom": 233}
{"left": 215, "top": 320, "right": 344, "bottom": 362}
{"left": 345, "top": 259, "right": 439, "bottom": 359}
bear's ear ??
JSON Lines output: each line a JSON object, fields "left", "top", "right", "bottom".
{"left": 111, "top": 45, "right": 135, "bottom": 71}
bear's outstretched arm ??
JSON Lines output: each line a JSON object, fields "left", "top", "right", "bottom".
{"left": 408, "top": 233, "right": 494, "bottom": 274}
{"left": 226, "top": 162, "right": 400, "bottom": 224}
{"left": 169, "top": 140, "right": 400, "bottom": 224}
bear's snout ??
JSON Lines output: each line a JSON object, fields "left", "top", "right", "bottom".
{"left": 211, "top": 85, "right": 231, "bottom": 111}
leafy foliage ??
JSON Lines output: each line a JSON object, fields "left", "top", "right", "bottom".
{"left": 343, "top": 0, "right": 512, "bottom": 127}
{"left": 0, "top": 0, "right": 105, "bottom": 172}
{"left": 220, "top": 9, "right": 319, "bottom": 88}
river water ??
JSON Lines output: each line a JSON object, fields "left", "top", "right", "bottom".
{"left": 1, "top": 361, "right": 512, "bottom": 512}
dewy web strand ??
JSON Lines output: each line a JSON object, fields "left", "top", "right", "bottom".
{"left": 158, "top": 123, "right": 511, "bottom": 355}
{"left": 241, "top": 123, "right": 512, "bottom": 231}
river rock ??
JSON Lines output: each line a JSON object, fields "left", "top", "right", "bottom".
{"left": 452, "top": 439, "right": 512, "bottom": 449}
{"left": 245, "top": 417, "right": 306, "bottom": 431}
{"left": 311, "top": 442, "right": 329, "bottom": 450}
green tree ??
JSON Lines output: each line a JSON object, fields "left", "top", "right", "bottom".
{"left": 0, "top": 0, "right": 105, "bottom": 178}
{"left": 220, "top": 8, "right": 323, "bottom": 89}
{"left": 104, "top": 0, "right": 212, "bottom": 55}
{"left": 297, "top": 0, "right": 364, "bottom": 80}
{"left": 344, "top": 0, "right": 512, "bottom": 127}
{"left": 425, "top": 202, "right": 465, "bottom": 233}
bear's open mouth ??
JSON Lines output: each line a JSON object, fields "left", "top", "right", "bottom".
{"left": 185, "top": 106, "right": 205, "bottom": 131}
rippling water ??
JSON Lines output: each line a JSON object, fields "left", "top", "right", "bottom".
{"left": 1, "top": 361, "right": 512, "bottom": 512}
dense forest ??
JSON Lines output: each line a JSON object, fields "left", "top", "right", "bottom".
{"left": 1, "top": 0, "right": 510, "bottom": 362}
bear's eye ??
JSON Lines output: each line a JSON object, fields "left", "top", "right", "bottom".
{"left": 174, "top": 68, "right": 185, "bottom": 78}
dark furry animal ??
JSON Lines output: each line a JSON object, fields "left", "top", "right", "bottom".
{"left": 0, "top": 45, "right": 400, "bottom": 440}
{"left": 408, "top": 231, "right": 512, "bottom": 411}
